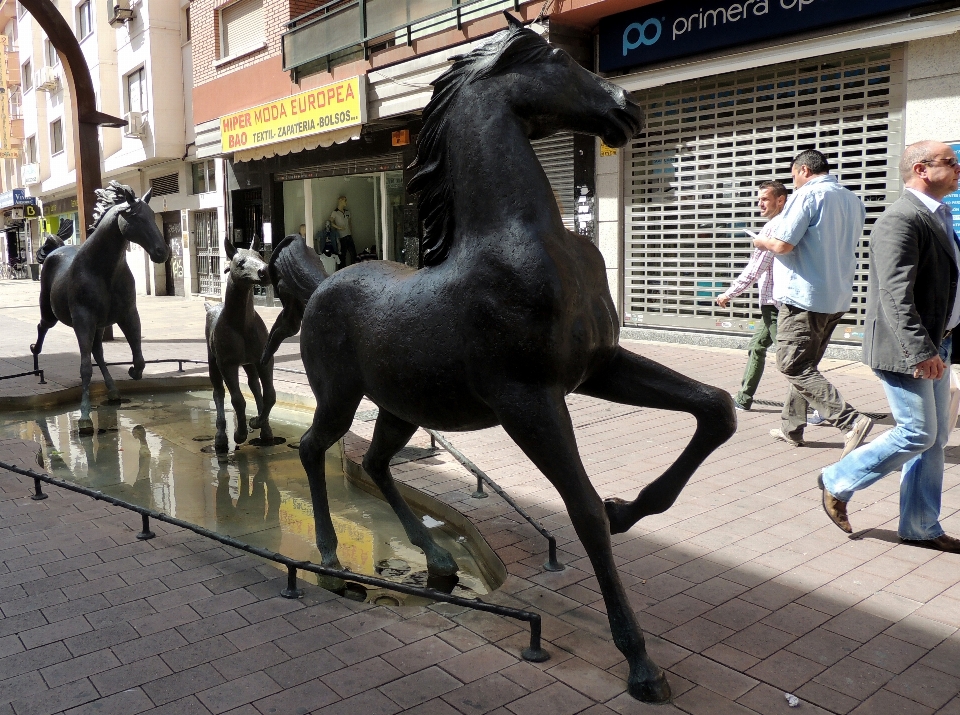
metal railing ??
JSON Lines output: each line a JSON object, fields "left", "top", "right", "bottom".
{"left": 282, "top": 0, "right": 526, "bottom": 72}
{"left": 0, "top": 457, "right": 550, "bottom": 663}
{"left": 0, "top": 351, "right": 45, "bottom": 384}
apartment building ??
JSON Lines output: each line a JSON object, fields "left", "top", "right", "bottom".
{"left": 16, "top": 0, "right": 213, "bottom": 297}
{"left": 189, "top": 0, "right": 599, "bottom": 304}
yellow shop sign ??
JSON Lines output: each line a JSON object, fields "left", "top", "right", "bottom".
{"left": 220, "top": 76, "right": 366, "bottom": 153}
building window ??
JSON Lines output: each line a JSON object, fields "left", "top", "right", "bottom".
{"left": 50, "top": 119, "right": 63, "bottom": 155}
{"left": 220, "top": 0, "right": 264, "bottom": 59}
{"left": 44, "top": 39, "right": 59, "bottom": 67}
{"left": 184, "top": 6, "right": 191, "bottom": 42}
{"left": 191, "top": 160, "right": 217, "bottom": 194}
{"left": 21, "top": 59, "right": 31, "bottom": 91}
{"left": 126, "top": 67, "right": 145, "bottom": 113}
{"left": 24, "top": 135, "right": 36, "bottom": 164}
{"left": 77, "top": 1, "right": 93, "bottom": 40}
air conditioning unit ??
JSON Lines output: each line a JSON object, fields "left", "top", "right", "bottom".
{"left": 107, "top": 0, "right": 135, "bottom": 27}
{"left": 123, "top": 111, "right": 144, "bottom": 137}
{"left": 34, "top": 67, "right": 59, "bottom": 92}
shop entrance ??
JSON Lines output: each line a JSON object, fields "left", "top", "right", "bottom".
{"left": 162, "top": 216, "right": 185, "bottom": 297}
{"left": 622, "top": 47, "right": 904, "bottom": 342}
{"left": 282, "top": 169, "right": 404, "bottom": 270}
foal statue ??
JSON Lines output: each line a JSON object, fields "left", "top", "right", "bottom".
{"left": 296, "top": 16, "right": 736, "bottom": 702}
{"left": 205, "top": 239, "right": 277, "bottom": 453}
{"left": 31, "top": 182, "right": 169, "bottom": 435}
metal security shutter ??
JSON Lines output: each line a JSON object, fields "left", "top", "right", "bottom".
{"left": 532, "top": 134, "right": 575, "bottom": 232}
{"left": 623, "top": 47, "right": 904, "bottom": 341}
{"left": 150, "top": 173, "right": 179, "bottom": 197}
{"left": 221, "top": 0, "right": 264, "bottom": 58}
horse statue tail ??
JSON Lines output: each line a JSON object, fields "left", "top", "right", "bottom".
{"left": 268, "top": 234, "right": 328, "bottom": 306}
{"left": 35, "top": 235, "right": 65, "bottom": 264}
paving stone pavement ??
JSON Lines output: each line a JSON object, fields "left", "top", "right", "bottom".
{"left": 1, "top": 279, "right": 959, "bottom": 715}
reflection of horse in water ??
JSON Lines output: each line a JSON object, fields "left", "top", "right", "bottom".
{"left": 294, "top": 16, "right": 735, "bottom": 702}
{"left": 215, "top": 452, "right": 281, "bottom": 552}
{"left": 30, "top": 183, "right": 169, "bottom": 435}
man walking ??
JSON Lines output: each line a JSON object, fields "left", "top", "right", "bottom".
{"left": 753, "top": 149, "right": 872, "bottom": 456}
{"left": 819, "top": 141, "right": 960, "bottom": 552}
{"left": 717, "top": 181, "right": 788, "bottom": 411}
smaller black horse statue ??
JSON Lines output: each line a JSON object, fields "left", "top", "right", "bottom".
{"left": 31, "top": 182, "right": 168, "bottom": 435}
{"left": 205, "top": 238, "right": 278, "bottom": 453}
{"left": 259, "top": 233, "right": 328, "bottom": 368}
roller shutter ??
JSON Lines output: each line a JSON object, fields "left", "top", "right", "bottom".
{"left": 622, "top": 47, "right": 904, "bottom": 342}
{"left": 533, "top": 133, "right": 575, "bottom": 232}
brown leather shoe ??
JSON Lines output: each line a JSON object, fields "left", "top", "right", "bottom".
{"left": 904, "top": 534, "right": 960, "bottom": 553}
{"left": 818, "top": 474, "right": 851, "bottom": 533}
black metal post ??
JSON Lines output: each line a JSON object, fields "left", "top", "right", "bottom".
{"left": 30, "top": 477, "right": 47, "bottom": 500}
{"left": 136, "top": 513, "right": 155, "bottom": 540}
{"left": 178, "top": 361, "right": 184, "bottom": 372}
{"left": 472, "top": 474, "right": 487, "bottom": 499}
{"left": 544, "top": 536, "right": 563, "bottom": 572}
{"left": 38, "top": 370, "right": 45, "bottom": 385}
{"left": 280, "top": 564, "right": 304, "bottom": 599}
{"left": 32, "top": 351, "right": 39, "bottom": 373}
{"left": 521, "top": 617, "right": 549, "bottom": 662}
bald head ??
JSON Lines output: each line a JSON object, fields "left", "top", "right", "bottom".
{"left": 901, "top": 140, "right": 960, "bottom": 201}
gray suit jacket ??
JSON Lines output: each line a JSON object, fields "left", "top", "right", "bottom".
{"left": 862, "top": 191, "right": 959, "bottom": 373}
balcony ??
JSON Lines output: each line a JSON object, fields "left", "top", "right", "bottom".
{"left": 9, "top": 118, "right": 23, "bottom": 144}
{"left": 282, "top": 0, "right": 525, "bottom": 73}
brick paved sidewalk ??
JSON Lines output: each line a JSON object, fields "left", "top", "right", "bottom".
{"left": 1, "top": 283, "right": 960, "bottom": 715}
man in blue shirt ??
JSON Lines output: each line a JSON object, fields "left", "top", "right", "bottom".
{"left": 753, "top": 150, "right": 873, "bottom": 457}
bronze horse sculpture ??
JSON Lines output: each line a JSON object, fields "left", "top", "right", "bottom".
{"left": 31, "top": 182, "right": 169, "bottom": 435}
{"left": 296, "top": 16, "right": 736, "bottom": 702}
{"left": 260, "top": 233, "right": 329, "bottom": 367}
{"left": 205, "top": 239, "right": 278, "bottom": 453}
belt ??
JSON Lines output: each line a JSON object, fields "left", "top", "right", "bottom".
{"left": 945, "top": 329, "right": 953, "bottom": 339}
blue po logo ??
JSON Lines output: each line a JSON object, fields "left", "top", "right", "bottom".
{"left": 622, "top": 18, "right": 662, "bottom": 56}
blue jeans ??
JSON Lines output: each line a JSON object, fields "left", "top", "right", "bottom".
{"left": 821, "top": 337, "right": 952, "bottom": 540}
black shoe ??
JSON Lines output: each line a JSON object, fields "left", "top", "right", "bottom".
{"left": 903, "top": 534, "right": 960, "bottom": 553}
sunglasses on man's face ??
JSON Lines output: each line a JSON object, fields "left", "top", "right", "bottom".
{"left": 920, "top": 158, "right": 960, "bottom": 168}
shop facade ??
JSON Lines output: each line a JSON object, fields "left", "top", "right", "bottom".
{"left": 590, "top": 0, "right": 960, "bottom": 344}
{"left": 0, "top": 189, "right": 40, "bottom": 275}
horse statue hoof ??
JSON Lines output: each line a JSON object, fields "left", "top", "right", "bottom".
{"left": 627, "top": 669, "right": 671, "bottom": 703}
{"left": 214, "top": 435, "right": 229, "bottom": 453}
{"left": 234, "top": 430, "right": 248, "bottom": 445}
{"left": 249, "top": 415, "right": 262, "bottom": 430}
{"left": 105, "top": 390, "right": 123, "bottom": 404}
{"left": 425, "top": 549, "right": 459, "bottom": 578}
{"left": 128, "top": 365, "right": 144, "bottom": 380}
{"left": 604, "top": 497, "right": 635, "bottom": 535}
{"left": 29, "top": 343, "right": 39, "bottom": 355}
{"left": 77, "top": 418, "right": 95, "bottom": 436}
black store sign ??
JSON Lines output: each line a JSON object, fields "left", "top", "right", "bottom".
{"left": 599, "top": 0, "right": 938, "bottom": 73}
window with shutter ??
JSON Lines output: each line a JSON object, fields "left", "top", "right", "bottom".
{"left": 220, "top": 0, "right": 264, "bottom": 59}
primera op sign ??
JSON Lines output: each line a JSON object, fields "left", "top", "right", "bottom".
{"left": 220, "top": 76, "right": 366, "bottom": 153}
{"left": 599, "top": 0, "right": 938, "bottom": 72}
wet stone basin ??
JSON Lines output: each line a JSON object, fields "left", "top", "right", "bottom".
{"left": 0, "top": 390, "right": 498, "bottom": 605}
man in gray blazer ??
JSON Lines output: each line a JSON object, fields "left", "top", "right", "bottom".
{"left": 819, "top": 140, "right": 960, "bottom": 553}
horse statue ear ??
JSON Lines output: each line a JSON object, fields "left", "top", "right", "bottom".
{"left": 141, "top": 186, "right": 153, "bottom": 205}
{"left": 224, "top": 238, "right": 237, "bottom": 260}
{"left": 503, "top": 11, "right": 524, "bottom": 30}
{"left": 251, "top": 233, "right": 262, "bottom": 252}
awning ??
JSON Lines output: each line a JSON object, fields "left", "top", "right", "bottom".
{"left": 232, "top": 124, "right": 362, "bottom": 162}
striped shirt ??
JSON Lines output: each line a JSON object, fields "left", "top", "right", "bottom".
{"left": 720, "top": 218, "right": 779, "bottom": 308}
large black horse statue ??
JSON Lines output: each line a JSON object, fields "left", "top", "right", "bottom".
{"left": 31, "top": 182, "right": 169, "bottom": 435}
{"left": 205, "top": 238, "right": 277, "bottom": 453}
{"left": 296, "top": 15, "right": 736, "bottom": 702}
{"left": 259, "top": 233, "right": 328, "bottom": 367}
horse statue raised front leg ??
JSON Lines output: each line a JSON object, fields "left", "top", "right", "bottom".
{"left": 295, "top": 15, "right": 736, "bottom": 703}
{"left": 30, "top": 182, "right": 169, "bottom": 435}
{"left": 205, "top": 238, "right": 278, "bottom": 453}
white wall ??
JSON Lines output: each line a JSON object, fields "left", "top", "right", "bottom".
{"left": 596, "top": 140, "right": 622, "bottom": 318}
{"left": 905, "top": 32, "right": 960, "bottom": 144}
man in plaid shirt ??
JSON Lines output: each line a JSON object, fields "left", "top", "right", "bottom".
{"left": 716, "top": 181, "right": 788, "bottom": 410}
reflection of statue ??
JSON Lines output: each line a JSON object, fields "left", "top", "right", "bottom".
{"left": 330, "top": 196, "right": 356, "bottom": 268}
{"left": 215, "top": 452, "right": 281, "bottom": 551}
{"left": 293, "top": 16, "right": 735, "bottom": 703}
{"left": 259, "top": 233, "right": 329, "bottom": 368}
{"left": 205, "top": 238, "right": 277, "bottom": 452}
{"left": 30, "top": 183, "right": 169, "bottom": 435}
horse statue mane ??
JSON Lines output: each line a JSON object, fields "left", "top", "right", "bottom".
{"left": 408, "top": 23, "right": 554, "bottom": 266}
{"left": 89, "top": 181, "right": 140, "bottom": 231}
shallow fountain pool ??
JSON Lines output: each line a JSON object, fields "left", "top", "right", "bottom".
{"left": 0, "top": 391, "right": 500, "bottom": 604}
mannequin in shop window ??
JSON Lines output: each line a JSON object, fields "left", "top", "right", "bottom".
{"left": 318, "top": 220, "right": 341, "bottom": 274}
{"left": 330, "top": 196, "right": 357, "bottom": 268}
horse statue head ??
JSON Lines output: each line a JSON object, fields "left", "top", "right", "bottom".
{"left": 223, "top": 237, "right": 270, "bottom": 287}
{"left": 90, "top": 180, "right": 169, "bottom": 263}
{"left": 409, "top": 13, "right": 644, "bottom": 265}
